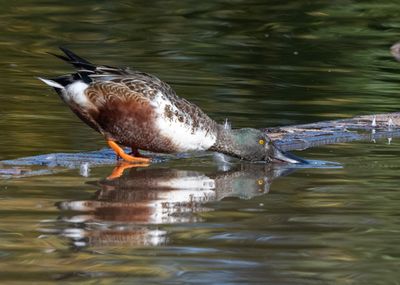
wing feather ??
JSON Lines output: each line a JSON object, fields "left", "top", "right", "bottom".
{"left": 84, "top": 81, "right": 151, "bottom": 108}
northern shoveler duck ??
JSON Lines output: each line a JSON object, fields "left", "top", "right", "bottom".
{"left": 39, "top": 47, "right": 303, "bottom": 164}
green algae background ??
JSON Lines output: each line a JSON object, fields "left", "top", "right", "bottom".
{"left": 0, "top": 0, "right": 399, "bottom": 284}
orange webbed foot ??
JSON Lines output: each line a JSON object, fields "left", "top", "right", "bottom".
{"left": 107, "top": 140, "right": 151, "bottom": 163}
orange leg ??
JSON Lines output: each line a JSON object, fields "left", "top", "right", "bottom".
{"left": 107, "top": 161, "right": 149, "bottom": 180}
{"left": 107, "top": 140, "right": 151, "bottom": 163}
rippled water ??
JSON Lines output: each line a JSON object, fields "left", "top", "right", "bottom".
{"left": 0, "top": 0, "right": 399, "bottom": 284}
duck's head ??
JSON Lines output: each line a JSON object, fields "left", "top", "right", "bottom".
{"left": 211, "top": 127, "right": 305, "bottom": 163}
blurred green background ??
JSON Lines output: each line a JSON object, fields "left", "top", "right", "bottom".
{"left": 1, "top": 0, "right": 399, "bottom": 159}
{"left": 0, "top": 1, "right": 400, "bottom": 284}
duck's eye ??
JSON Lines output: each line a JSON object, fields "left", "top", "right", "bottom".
{"left": 258, "top": 139, "right": 265, "bottom": 145}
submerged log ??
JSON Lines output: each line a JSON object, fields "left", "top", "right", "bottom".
{"left": 0, "top": 112, "right": 399, "bottom": 178}
{"left": 266, "top": 112, "right": 400, "bottom": 151}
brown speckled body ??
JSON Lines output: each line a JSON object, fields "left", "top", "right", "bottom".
{"left": 83, "top": 77, "right": 217, "bottom": 153}
{"left": 41, "top": 47, "right": 303, "bottom": 163}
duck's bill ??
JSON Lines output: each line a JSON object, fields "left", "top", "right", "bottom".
{"left": 272, "top": 147, "right": 307, "bottom": 164}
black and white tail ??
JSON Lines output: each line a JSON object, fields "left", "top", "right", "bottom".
{"left": 38, "top": 47, "right": 97, "bottom": 90}
{"left": 39, "top": 47, "right": 131, "bottom": 90}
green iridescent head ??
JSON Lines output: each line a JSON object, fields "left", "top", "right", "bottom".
{"left": 211, "top": 127, "right": 304, "bottom": 163}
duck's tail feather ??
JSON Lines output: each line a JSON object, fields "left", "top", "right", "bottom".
{"left": 59, "top": 46, "right": 91, "bottom": 64}
{"left": 38, "top": 77, "right": 66, "bottom": 89}
{"left": 43, "top": 47, "right": 131, "bottom": 85}
{"left": 38, "top": 72, "right": 91, "bottom": 90}
{"left": 48, "top": 47, "right": 97, "bottom": 73}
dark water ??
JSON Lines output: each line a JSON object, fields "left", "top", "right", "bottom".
{"left": 1, "top": 0, "right": 400, "bottom": 284}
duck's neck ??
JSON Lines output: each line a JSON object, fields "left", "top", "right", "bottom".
{"left": 209, "top": 126, "right": 239, "bottom": 157}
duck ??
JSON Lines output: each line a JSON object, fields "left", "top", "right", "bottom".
{"left": 39, "top": 47, "right": 303, "bottom": 164}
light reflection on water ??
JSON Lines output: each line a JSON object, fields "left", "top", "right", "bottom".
{"left": 0, "top": 141, "right": 399, "bottom": 283}
{"left": 47, "top": 164, "right": 297, "bottom": 247}
{"left": 0, "top": 0, "right": 400, "bottom": 284}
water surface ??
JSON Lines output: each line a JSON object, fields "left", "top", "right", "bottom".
{"left": 0, "top": 0, "right": 399, "bottom": 284}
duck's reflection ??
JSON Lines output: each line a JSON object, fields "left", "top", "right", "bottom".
{"left": 55, "top": 164, "right": 297, "bottom": 247}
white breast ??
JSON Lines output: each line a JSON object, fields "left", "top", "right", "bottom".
{"left": 151, "top": 92, "right": 217, "bottom": 152}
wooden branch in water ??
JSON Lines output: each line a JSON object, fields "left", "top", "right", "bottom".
{"left": 0, "top": 112, "right": 399, "bottom": 178}
{"left": 266, "top": 112, "right": 400, "bottom": 151}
